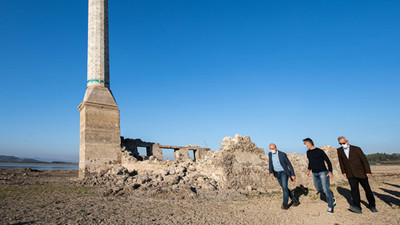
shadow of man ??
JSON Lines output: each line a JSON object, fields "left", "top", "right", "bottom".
{"left": 380, "top": 187, "right": 400, "bottom": 198}
{"left": 336, "top": 186, "right": 368, "bottom": 208}
{"left": 292, "top": 184, "right": 309, "bottom": 199}
{"left": 374, "top": 191, "right": 400, "bottom": 207}
{"left": 383, "top": 182, "right": 400, "bottom": 189}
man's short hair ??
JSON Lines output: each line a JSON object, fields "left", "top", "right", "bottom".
{"left": 337, "top": 136, "right": 346, "bottom": 141}
{"left": 303, "top": 138, "right": 314, "bottom": 146}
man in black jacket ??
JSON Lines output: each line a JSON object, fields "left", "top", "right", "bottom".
{"left": 304, "top": 138, "right": 335, "bottom": 214}
{"left": 269, "top": 143, "right": 300, "bottom": 209}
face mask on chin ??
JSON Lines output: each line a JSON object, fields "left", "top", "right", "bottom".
{"left": 341, "top": 143, "right": 349, "bottom": 149}
{"left": 304, "top": 145, "right": 308, "bottom": 149}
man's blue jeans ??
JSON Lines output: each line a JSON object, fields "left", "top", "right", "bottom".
{"left": 275, "top": 171, "right": 296, "bottom": 205}
{"left": 312, "top": 171, "right": 334, "bottom": 208}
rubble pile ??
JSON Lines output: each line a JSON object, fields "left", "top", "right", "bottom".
{"left": 81, "top": 160, "right": 236, "bottom": 199}
{"left": 195, "top": 134, "right": 270, "bottom": 194}
{"left": 81, "top": 134, "right": 344, "bottom": 197}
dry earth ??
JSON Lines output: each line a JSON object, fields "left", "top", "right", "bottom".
{"left": 1, "top": 165, "right": 399, "bottom": 225}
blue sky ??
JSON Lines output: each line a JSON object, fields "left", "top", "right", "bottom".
{"left": 0, "top": 0, "right": 399, "bottom": 162}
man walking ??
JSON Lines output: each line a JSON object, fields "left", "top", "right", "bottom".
{"left": 304, "top": 138, "right": 335, "bottom": 214}
{"left": 337, "top": 136, "right": 378, "bottom": 213}
{"left": 268, "top": 143, "right": 300, "bottom": 210}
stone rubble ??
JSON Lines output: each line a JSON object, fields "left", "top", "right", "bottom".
{"left": 81, "top": 134, "right": 344, "bottom": 197}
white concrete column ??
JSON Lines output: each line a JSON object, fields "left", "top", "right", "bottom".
{"left": 87, "top": 0, "right": 109, "bottom": 88}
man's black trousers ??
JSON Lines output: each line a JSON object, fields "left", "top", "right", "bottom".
{"left": 348, "top": 177, "right": 375, "bottom": 209}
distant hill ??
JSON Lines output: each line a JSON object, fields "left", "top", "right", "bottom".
{"left": 366, "top": 153, "right": 400, "bottom": 164}
{"left": 0, "top": 155, "right": 73, "bottom": 164}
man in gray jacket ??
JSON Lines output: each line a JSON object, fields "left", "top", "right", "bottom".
{"left": 269, "top": 143, "right": 300, "bottom": 209}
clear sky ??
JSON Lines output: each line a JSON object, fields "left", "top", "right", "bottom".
{"left": 0, "top": 0, "right": 399, "bottom": 162}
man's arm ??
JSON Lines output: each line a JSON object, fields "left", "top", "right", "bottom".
{"left": 268, "top": 153, "right": 275, "bottom": 179}
{"left": 337, "top": 149, "right": 347, "bottom": 178}
{"left": 307, "top": 152, "right": 311, "bottom": 171}
{"left": 322, "top": 150, "right": 333, "bottom": 173}
{"left": 284, "top": 154, "right": 296, "bottom": 177}
{"left": 268, "top": 153, "right": 273, "bottom": 174}
{"left": 306, "top": 152, "right": 311, "bottom": 176}
{"left": 358, "top": 147, "right": 372, "bottom": 176}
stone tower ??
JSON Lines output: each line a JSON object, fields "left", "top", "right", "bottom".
{"left": 78, "top": 0, "right": 121, "bottom": 178}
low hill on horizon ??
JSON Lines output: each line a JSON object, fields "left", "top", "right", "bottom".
{"left": 0, "top": 155, "right": 75, "bottom": 164}
{"left": 366, "top": 153, "right": 400, "bottom": 164}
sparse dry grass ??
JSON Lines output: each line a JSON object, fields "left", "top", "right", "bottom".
{"left": 0, "top": 184, "right": 95, "bottom": 202}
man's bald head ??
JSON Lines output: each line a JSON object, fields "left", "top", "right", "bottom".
{"left": 269, "top": 143, "right": 277, "bottom": 150}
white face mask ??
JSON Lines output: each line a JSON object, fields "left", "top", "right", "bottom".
{"left": 304, "top": 145, "right": 308, "bottom": 149}
{"left": 271, "top": 149, "right": 277, "bottom": 154}
{"left": 341, "top": 143, "right": 349, "bottom": 149}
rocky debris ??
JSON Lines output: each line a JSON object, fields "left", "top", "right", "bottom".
{"left": 121, "top": 147, "right": 138, "bottom": 163}
{"left": 83, "top": 134, "right": 345, "bottom": 198}
{"left": 81, "top": 162, "right": 224, "bottom": 199}
{"left": 319, "top": 145, "right": 343, "bottom": 178}
{"left": 195, "top": 134, "right": 270, "bottom": 193}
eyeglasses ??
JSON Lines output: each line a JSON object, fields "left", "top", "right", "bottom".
{"left": 339, "top": 143, "right": 346, "bottom": 145}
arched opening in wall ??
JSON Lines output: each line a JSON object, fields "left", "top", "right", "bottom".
{"left": 161, "top": 148, "right": 175, "bottom": 161}
{"left": 189, "top": 149, "right": 196, "bottom": 161}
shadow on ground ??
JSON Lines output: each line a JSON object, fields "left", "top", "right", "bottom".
{"left": 10, "top": 221, "right": 35, "bottom": 225}
{"left": 336, "top": 186, "right": 368, "bottom": 207}
{"left": 373, "top": 182, "right": 400, "bottom": 207}
{"left": 336, "top": 183, "right": 400, "bottom": 208}
{"left": 383, "top": 182, "right": 400, "bottom": 189}
{"left": 293, "top": 184, "right": 309, "bottom": 199}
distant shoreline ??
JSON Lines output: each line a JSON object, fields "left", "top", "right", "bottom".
{"left": 0, "top": 162, "right": 78, "bottom": 166}
{"left": 370, "top": 162, "right": 400, "bottom": 165}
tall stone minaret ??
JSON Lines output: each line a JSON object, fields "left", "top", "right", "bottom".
{"left": 78, "top": 0, "right": 121, "bottom": 179}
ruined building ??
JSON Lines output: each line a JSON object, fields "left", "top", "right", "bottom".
{"left": 78, "top": 1, "right": 344, "bottom": 196}
{"left": 78, "top": 0, "right": 210, "bottom": 179}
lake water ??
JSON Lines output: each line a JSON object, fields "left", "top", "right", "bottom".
{"left": 0, "top": 164, "right": 78, "bottom": 170}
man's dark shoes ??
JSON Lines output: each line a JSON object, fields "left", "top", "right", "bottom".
{"left": 281, "top": 204, "right": 289, "bottom": 210}
{"left": 370, "top": 207, "right": 378, "bottom": 213}
{"left": 291, "top": 199, "right": 300, "bottom": 207}
{"left": 349, "top": 205, "right": 362, "bottom": 214}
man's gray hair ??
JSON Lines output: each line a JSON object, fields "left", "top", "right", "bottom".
{"left": 337, "top": 136, "right": 347, "bottom": 141}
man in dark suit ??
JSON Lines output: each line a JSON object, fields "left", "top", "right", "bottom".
{"left": 268, "top": 143, "right": 300, "bottom": 209}
{"left": 337, "top": 136, "right": 378, "bottom": 213}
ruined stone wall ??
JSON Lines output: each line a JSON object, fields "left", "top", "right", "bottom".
{"left": 195, "top": 134, "right": 344, "bottom": 193}
{"left": 195, "top": 135, "right": 269, "bottom": 193}
{"left": 120, "top": 138, "right": 158, "bottom": 159}
{"left": 84, "top": 134, "right": 344, "bottom": 196}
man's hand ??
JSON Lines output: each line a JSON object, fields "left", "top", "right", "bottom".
{"left": 326, "top": 172, "right": 333, "bottom": 179}
{"left": 291, "top": 176, "right": 296, "bottom": 182}
{"left": 270, "top": 173, "right": 274, "bottom": 179}
{"left": 306, "top": 170, "right": 310, "bottom": 177}
{"left": 343, "top": 173, "right": 347, "bottom": 179}
{"left": 367, "top": 173, "right": 372, "bottom": 178}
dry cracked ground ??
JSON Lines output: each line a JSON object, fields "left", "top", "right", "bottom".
{"left": 1, "top": 165, "right": 400, "bottom": 225}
